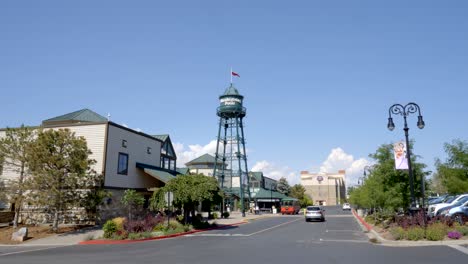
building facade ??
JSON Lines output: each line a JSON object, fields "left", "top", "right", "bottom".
{"left": 0, "top": 109, "right": 178, "bottom": 222}
{"left": 300, "top": 170, "right": 346, "bottom": 206}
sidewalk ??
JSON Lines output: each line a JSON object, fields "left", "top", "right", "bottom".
{"left": 6, "top": 211, "right": 276, "bottom": 246}
{"left": 351, "top": 209, "right": 468, "bottom": 247}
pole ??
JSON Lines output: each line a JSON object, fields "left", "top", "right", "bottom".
{"left": 403, "top": 116, "right": 416, "bottom": 211}
{"left": 235, "top": 117, "right": 245, "bottom": 217}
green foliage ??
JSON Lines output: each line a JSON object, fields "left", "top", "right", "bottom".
{"left": 222, "top": 212, "right": 230, "bottom": 218}
{"left": 425, "top": 223, "right": 447, "bottom": 241}
{"left": 349, "top": 143, "right": 430, "bottom": 211}
{"left": 434, "top": 139, "right": 468, "bottom": 194}
{"left": 80, "top": 174, "right": 111, "bottom": 222}
{"left": 454, "top": 224, "right": 468, "bottom": 236}
{"left": 276, "top": 177, "right": 290, "bottom": 195}
{"left": 128, "top": 231, "right": 153, "bottom": 240}
{"left": 289, "top": 184, "right": 312, "bottom": 207}
{"left": 406, "top": 227, "right": 425, "bottom": 241}
{"left": 0, "top": 125, "right": 35, "bottom": 227}
{"left": 27, "top": 128, "right": 97, "bottom": 232}
{"left": 212, "top": 212, "right": 219, "bottom": 219}
{"left": 103, "top": 220, "right": 118, "bottom": 239}
{"left": 121, "top": 189, "right": 145, "bottom": 221}
{"left": 150, "top": 174, "right": 222, "bottom": 223}
{"left": 390, "top": 227, "right": 406, "bottom": 240}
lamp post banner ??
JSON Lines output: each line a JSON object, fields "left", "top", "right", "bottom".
{"left": 393, "top": 141, "right": 409, "bottom": 170}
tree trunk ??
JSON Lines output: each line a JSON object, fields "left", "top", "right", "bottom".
{"left": 52, "top": 211, "right": 59, "bottom": 232}
{"left": 13, "top": 164, "right": 25, "bottom": 228}
{"left": 13, "top": 206, "right": 20, "bottom": 229}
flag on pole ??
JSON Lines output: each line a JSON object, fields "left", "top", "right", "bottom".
{"left": 393, "top": 141, "right": 409, "bottom": 170}
{"left": 231, "top": 71, "right": 240, "bottom": 77}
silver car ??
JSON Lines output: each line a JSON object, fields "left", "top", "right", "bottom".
{"left": 305, "top": 206, "right": 325, "bottom": 222}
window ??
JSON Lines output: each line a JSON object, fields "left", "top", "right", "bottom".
{"left": 122, "top": 140, "right": 127, "bottom": 148}
{"left": 117, "top": 153, "right": 129, "bottom": 175}
{"left": 147, "top": 147, "right": 152, "bottom": 154}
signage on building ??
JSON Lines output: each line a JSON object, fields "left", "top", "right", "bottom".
{"left": 317, "top": 176, "right": 323, "bottom": 182}
{"left": 220, "top": 97, "right": 242, "bottom": 106}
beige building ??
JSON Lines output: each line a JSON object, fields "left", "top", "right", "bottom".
{"left": 300, "top": 170, "right": 346, "bottom": 206}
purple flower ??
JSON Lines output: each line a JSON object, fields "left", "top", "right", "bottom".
{"left": 447, "top": 231, "right": 462, "bottom": 240}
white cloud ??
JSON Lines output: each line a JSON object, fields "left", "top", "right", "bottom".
{"left": 174, "top": 140, "right": 218, "bottom": 166}
{"left": 252, "top": 160, "right": 299, "bottom": 185}
{"left": 318, "top": 148, "right": 371, "bottom": 186}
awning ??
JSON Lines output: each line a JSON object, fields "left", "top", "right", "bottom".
{"left": 142, "top": 168, "right": 175, "bottom": 184}
{"left": 136, "top": 162, "right": 176, "bottom": 184}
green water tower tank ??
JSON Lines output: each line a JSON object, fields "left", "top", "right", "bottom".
{"left": 217, "top": 84, "right": 246, "bottom": 118}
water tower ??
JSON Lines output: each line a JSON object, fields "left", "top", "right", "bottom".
{"left": 213, "top": 83, "right": 251, "bottom": 217}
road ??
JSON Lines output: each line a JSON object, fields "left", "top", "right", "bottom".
{"left": 0, "top": 206, "right": 467, "bottom": 264}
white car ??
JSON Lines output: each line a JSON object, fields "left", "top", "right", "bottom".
{"left": 428, "top": 194, "right": 468, "bottom": 217}
{"left": 342, "top": 203, "right": 351, "bottom": 210}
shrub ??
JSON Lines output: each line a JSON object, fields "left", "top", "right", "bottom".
{"left": 222, "top": 212, "right": 230, "bottom": 219}
{"left": 212, "top": 212, "right": 219, "bottom": 219}
{"left": 168, "top": 219, "right": 184, "bottom": 230}
{"left": 112, "top": 217, "right": 125, "bottom": 231}
{"left": 447, "top": 231, "right": 462, "bottom": 240}
{"left": 128, "top": 232, "right": 153, "bottom": 240}
{"left": 124, "top": 214, "right": 164, "bottom": 233}
{"left": 103, "top": 220, "right": 118, "bottom": 239}
{"left": 390, "top": 227, "right": 406, "bottom": 240}
{"left": 406, "top": 227, "right": 425, "bottom": 241}
{"left": 426, "top": 223, "right": 447, "bottom": 241}
{"left": 153, "top": 224, "right": 166, "bottom": 232}
{"left": 453, "top": 223, "right": 468, "bottom": 236}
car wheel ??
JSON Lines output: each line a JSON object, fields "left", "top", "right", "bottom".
{"left": 453, "top": 213, "right": 465, "bottom": 225}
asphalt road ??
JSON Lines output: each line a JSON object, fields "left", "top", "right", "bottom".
{"left": 0, "top": 206, "right": 467, "bottom": 264}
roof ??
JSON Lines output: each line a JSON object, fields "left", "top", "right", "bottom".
{"left": 222, "top": 84, "right": 241, "bottom": 96}
{"left": 249, "top": 171, "right": 263, "bottom": 181}
{"left": 252, "top": 188, "right": 288, "bottom": 199}
{"left": 42, "top": 109, "right": 107, "bottom": 125}
{"left": 152, "top": 134, "right": 169, "bottom": 142}
{"left": 186, "top": 154, "right": 223, "bottom": 166}
{"left": 176, "top": 167, "right": 190, "bottom": 175}
{"left": 136, "top": 163, "right": 176, "bottom": 183}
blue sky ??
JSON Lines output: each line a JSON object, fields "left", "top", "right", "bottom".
{"left": 1, "top": 0, "right": 467, "bottom": 185}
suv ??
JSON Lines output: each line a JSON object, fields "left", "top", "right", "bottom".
{"left": 305, "top": 206, "right": 325, "bottom": 222}
{"left": 342, "top": 203, "right": 351, "bottom": 210}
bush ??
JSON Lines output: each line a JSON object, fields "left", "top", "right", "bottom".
{"left": 112, "top": 217, "right": 125, "bottom": 231}
{"left": 447, "top": 231, "right": 462, "bottom": 240}
{"left": 128, "top": 231, "right": 153, "bottom": 240}
{"left": 124, "top": 214, "right": 164, "bottom": 233}
{"left": 453, "top": 223, "right": 468, "bottom": 236}
{"left": 222, "top": 212, "right": 230, "bottom": 219}
{"left": 212, "top": 212, "right": 219, "bottom": 219}
{"left": 103, "top": 220, "right": 118, "bottom": 239}
{"left": 390, "top": 227, "right": 406, "bottom": 240}
{"left": 426, "top": 223, "right": 447, "bottom": 241}
{"left": 406, "top": 227, "right": 425, "bottom": 241}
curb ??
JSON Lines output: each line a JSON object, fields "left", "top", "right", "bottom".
{"left": 351, "top": 209, "right": 468, "bottom": 247}
{"left": 78, "top": 221, "right": 247, "bottom": 245}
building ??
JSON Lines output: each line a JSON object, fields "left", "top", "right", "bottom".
{"left": 300, "top": 170, "right": 346, "bottom": 206}
{"left": 183, "top": 154, "right": 224, "bottom": 176}
{"left": 0, "top": 109, "right": 179, "bottom": 222}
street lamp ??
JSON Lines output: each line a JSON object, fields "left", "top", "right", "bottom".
{"left": 387, "top": 102, "right": 425, "bottom": 211}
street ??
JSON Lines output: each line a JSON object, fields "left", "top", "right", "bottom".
{"left": 0, "top": 206, "right": 467, "bottom": 264}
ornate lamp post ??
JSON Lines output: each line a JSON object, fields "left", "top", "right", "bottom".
{"left": 387, "top": 102, "right": 425, "bottom": 211}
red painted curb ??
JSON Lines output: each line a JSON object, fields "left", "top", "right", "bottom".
{"left": 352, "top": 209, "right": 372, "bottom": 231}
{"left": 79, "top": 221, "right": 247, "bottom": 245}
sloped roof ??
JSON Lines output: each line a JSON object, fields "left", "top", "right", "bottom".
{"left": 152, "top": 134, "right": 169, "bottom": 142}
{"left": 186, "top": 154, "right": 223, "bottom": 166}
{"left": 222, "top": 84, "right": 241, "bottom": 96}
{"left": 252, "top": 188, "right": 288, "bottom": 199}
{"left": 176, "top": 167, "right": 190, "bottom": 175}
{"left": 42, "top": 109, "right": 107, "bottom": 125}
{"left": 249, "top": 171, "right": 263, "bottom": 181}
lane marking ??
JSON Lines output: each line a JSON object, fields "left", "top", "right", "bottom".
{"left": 448, "top": 245, "right": 468, "bottom": 255}
{"left": 0, "top": 245, "right": 70, "bottom": 257}
{"left": 246, "top": 218, "right": 302, "bottom": 236}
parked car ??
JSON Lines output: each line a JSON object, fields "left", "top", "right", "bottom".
{"left": 446, "top": 202, "right": 468, "bottom": 225}
{"left": 428, "top": 194, "right": 468, "bottom": 217}
{"left": 436, "top": 197, "right": 468, "bottom": 217}
{"left": 342, "top": 203, "right": 351, "bottom": 210}
{"left": 305, "top": 206, "right": 325, "bottom": 222}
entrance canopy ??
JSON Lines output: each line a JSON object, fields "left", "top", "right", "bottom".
{"left": 136, "top": 162, "right": 176, "bottom": 184}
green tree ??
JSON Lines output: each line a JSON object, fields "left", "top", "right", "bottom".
{"left": 27, "top": 129, "right": 96, "bottom": 232}
{"left": 121, "top": 189, "right": 145, "bottom": 221}
{"left": 434, "top": 139, "right": 468, "bottom": 194}
{"left": 289, "top": 184, "right": 312, "bottom": 207}
{"left": 80, "top": 174, "right": 111, "bottom": 223}
{"left": 276, "top": 177, "right": 290, "bottom": 196}
{"left": 150, "top": 174, "right": 222, "bottom": 223}
{"left": 349, "top": 142, "right": 430, "bottom": 212}
{"left": 0, "top": 125, "right": 35, "bottom": 228}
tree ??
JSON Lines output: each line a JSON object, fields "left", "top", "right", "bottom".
{"left": 80, "top": 174, "right": 110, "bottom": 223}
{"left": 121, "top": 189, "right": 145, "bottom": 221}
{"left": 276, "top": 177, "right": 290, "bottom": 196}
{"left": 0, "top": 125, "right": 35, "bottom": 228}
{"left": 349, "top": 142, "right": 430, "bottom": 212}
{"left": 27, "top": 129, "right": 96, "bottom": 232}
{"left": 289, "top": 184, "right": 312, "bottom": 207}
{"left": 150, "top": 174, "right": 222, "bottom": 224}
{"left": 434, "top": 139, "right": 468, "bottom": 194}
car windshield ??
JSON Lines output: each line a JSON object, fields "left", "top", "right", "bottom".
{"left": 307, "top": 206, "right": 321, "bottom": 211}
{"left": 444, "top": 196, "right": 456, "bottom": 203}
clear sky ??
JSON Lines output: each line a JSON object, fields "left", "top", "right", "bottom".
{"left": 1, "top": 0, "right": 467, "bottom": 185}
